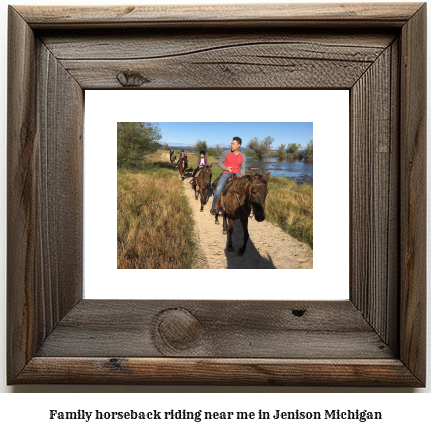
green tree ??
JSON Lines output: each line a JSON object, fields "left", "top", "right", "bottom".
{"left": 207, "top": 147, "right": 217, "bottom": 157}
{"left": 286, "top": 143, "right": 302, "bottom": 160}
{"left": 193, "top": 140, "right": 208, "bottom": 154}
{"left": 247, "top": 136, "right": 274, "bottom": 160}
{"left": 117, "top": 122, "right": 162, "bottom": 169}
{"left": 277, "top": 143, "right": 287, "bottom": 161}
{"left": 215, "top": 144, "right": 223, "bottom": 155}
{"left": 162, "top": 143, "right": 170, "bottom": 151}
{"left": 304, "top": 140, "right": 313, "bottom": 163}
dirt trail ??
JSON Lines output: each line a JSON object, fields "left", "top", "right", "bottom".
{"left": 176, "top": 160, "right": 313, "bottom": 269}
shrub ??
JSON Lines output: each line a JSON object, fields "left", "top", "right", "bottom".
{"left": 117, "top": 122, "right": 162, "bottom": 169}
{"left": 193, "top": 140, "right": 208, "bottom": 154}
{"left": 247, "top": 136, "right": 274, "bottom": 160}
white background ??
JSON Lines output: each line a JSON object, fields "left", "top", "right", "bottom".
{"left": 1, "top": 0, "right": 430, "bottom": 428}
{"left": 84, "top": 90, "right": 349, "bottom": 300}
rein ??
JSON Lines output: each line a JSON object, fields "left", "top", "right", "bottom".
{"left": 234, "top": 180, "right": 267, "bottom": 219}
{"left": 234, "top": 190, "right": 252, "bottom": 218}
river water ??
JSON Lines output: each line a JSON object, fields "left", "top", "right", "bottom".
{"left": 246, "top": 157, "right": 313, "bottom": 185}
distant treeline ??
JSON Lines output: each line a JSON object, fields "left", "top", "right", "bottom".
{"left": 277, "top": 140, "right": 313, "bottom": 163}
{"left": 246, "top": 136, "right": 313, "bottom": 163}
{"left": 117, "top": 123, "right": 313, "bottom": 170}
{"left": 162, "top": 140, "right": 225, "bottom": 157}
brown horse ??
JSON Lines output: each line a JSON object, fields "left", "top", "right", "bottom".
{"left": 192, "top": 164, "right": 213, "bottom": 212}
{"left": 177, "top": 158, "right": 187, "bottom": 180}
{"left": 214, "top": 169, "right": 270, "bottom": 256}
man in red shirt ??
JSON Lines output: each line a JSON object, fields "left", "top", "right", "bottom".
{"left": 210, "top": 137, "right": 245, "bottom": 215}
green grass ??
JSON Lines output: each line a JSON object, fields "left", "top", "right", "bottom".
{"left": 265, "top": 176, "right": 313, "bottom": 248}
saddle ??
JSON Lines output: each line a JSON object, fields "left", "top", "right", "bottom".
{"left": 212, "top": 175, "right": 250, "bottom": 201}
{"left": 212, "top": 174, "right": 238, "bottom": 190}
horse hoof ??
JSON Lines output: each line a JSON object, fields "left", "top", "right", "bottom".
{"left": 223, "top": 229, "right": 227, "bottom": 235}
{"left": 238, "top": 250, "right": 244, "bottom": 256}
{"left": 215, "top": 221, "right": 219, "bottom": 225}
{"left": 200, "top": 209, "right": 203, "bottom": 212}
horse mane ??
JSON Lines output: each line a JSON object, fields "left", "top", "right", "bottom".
{"left": 232, "top": 175, "right": 251, "bottom": 195}
{"left": 255, "top": 173, "right": 267, "bottom": 183}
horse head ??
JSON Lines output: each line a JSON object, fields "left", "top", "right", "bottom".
{"left": 249, "top": 170, "right": 270, "bottom": 222}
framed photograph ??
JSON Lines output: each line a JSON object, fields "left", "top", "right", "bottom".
{"left": 85, "top": 90, "right": 349, "bottom": 300}
{"left": 7, "top": 3, "right": 426, "bottom": 386}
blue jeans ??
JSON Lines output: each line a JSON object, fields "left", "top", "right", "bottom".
{"left": 211, "top": 172, "right": 231, "bottom": 209}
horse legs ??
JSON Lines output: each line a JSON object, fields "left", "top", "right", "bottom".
{"left": 200, "top": 188, "right": 207, "bottom": 212}
{"left": 193, "top": 183, "right": 198, "bottom": 200}
{"left": 226, "top": 217, "right": 235, "bottom": 252}
{"left": 200, "top": 189, "right": 204, "bottom": 212}
{"left": 222, "top": 210, "right": 227, "bottom": 234}
{"left": 214, "top": 201, "right": 221, "bottom": 225}
{"left": 238, "top": 218, "right": 249, "bottom": 256}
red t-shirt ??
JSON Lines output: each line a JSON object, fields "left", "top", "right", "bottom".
{"left": 221, "top": 151, "right": 245, "bottom": 175}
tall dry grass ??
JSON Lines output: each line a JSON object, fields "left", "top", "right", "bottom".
{"left": 265, "top": 177, "right": 313, "bottom": 248}
{"left": 117, "top": 164, "right": 196, "bottom": 269}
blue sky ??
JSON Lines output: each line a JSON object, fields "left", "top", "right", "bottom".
{"left": 157, "top": 122, "right": 313, "bottom": 149}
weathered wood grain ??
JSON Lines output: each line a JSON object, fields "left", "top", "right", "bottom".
{"left": 350, "top": 45, "right": 398, "bottom": 347}
{"left": 41, "top": 30, "right": 395, "bottom": 89}
{"left": 7, "top": 6, "right": 38, "bottom": 382}
{"left": 16, "top": 3, "right": 423, "bottom": 29}
{"left": 7, "top": 6, "right": 83, "bottom": 383}
{"left": 7, "top": 3, "right": 427, "bottom": 386}
{"left": 387, "top": 38, "right": 401, "bottom": 353}
{"left": 399, "top": 3, "right": 427, "bottom": 385}
{"left": 62, "top": 50, "right": 380, "bottom": 89}
{"left": 40, "top": 31, "right": 395, "bottom": 60}
{"left": 36, "top": 300, "right": 394, "bottom": 359}
{"left": 35, "top": 40, "right": 84, "bottom": 335}
{"left": 15, "top": 358, "right": 423, "bottom": 387}
{"left": 59, "top": 58, "right": 371, "bottom": 89}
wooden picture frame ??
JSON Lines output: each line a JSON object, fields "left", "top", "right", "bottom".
{"left": 7, "top": 3, "right": 426, "bottom": 386}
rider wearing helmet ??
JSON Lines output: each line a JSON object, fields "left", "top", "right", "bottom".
{"left": 190, "top": 150, "right": 208, "bottom": 184}
{"left": 178, "top": 149, "right": 188, "bottom": 169}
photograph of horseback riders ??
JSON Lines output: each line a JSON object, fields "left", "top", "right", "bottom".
{"left": 117, "top": 121, "right": 313, "bottom": 270}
